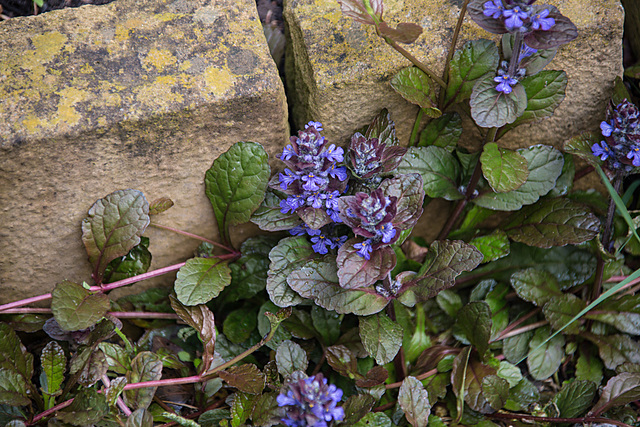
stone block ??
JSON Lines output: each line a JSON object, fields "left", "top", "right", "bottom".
{"left": 284, "top": 0, "right": 623, "bottom": 151}
{"left": 0, "top": 0, "right": 288, "bottom": 302}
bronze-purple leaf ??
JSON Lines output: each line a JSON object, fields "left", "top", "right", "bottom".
{"left": 219, "top": 364, "right": 266, "bottom": 395}
{"left": 378, "top": 22, "right": 423, "bottom": 44}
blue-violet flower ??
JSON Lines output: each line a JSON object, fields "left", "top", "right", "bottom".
{"left": 483, "top": 0, "right": 504, "bottom": 19}
{"left": 530, "top": 8, "right": 554, "bottom": 30}
{"left": 277, "top": 373, "right": 344, "bottom": 427}
{"left": 591, "top": 99, "right": 640, "bottom": 172}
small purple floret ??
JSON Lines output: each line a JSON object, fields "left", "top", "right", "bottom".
{"left": 627, "top": 146, "right": 640, "bottom": 167}
{"left": 483, "top": 0, "right": 504, "bottom": 19}
{"left": 530, "top": 8, "right": 554, "bottom": 31}
{"left": 379, "top": 223, "right": 397, "bottom": 244}
{"left": 494, "top": 74, "right": 518, "bottom": 94}
{"left": 503, "top": 6, "right": 528, "bottom": 30}
{"left": 354, "top": 240, "right": 373, "bottom": 260}
{"left": 600, "top": 121, "right": 614, "bottom": 137}
{"left": 311, "top": 235, "right": 331, "bottom": 254}
{"left": 277, "top": 374, "right": 344, "bottom": 427}
{"left": 591, "top": 141, "right": 611, "bottom": 161}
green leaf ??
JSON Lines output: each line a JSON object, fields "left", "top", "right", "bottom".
{"left": 496, "top": 361, "right": 522, "bottom": 388}
{"left": 70, "top": 347, "right": 107, "bottom": 387}
{"left": 105, "top": 376, "right": 127, "bottom": 407}
{"left": 502, "top": 198, "right": 600, "bottom": 248}
{"left": 542, "top": 293, "right": 586, "bottom": 334}
{"left": 470, "top": 76, "right": 527, "bottom": 128}
{"left": 352, "top": 412, "right": 392, "bottom": 427}
{"left": 257, "top": 302, "right": 292, "bottom": 350}
{"left": 204, "top": 141, "right": 270, "bottom": 245}
{"left": 311, "top": 306, "right": 341, "bottom": 345}
{"left": 288, "top": 260, "right": 388, "bottom": 316}
{"left": 378, "top": 174, "right": 425, "bottom": 228}
{"left": 398, "top": 376, "right": 431, "bottom": 427}
{"left": 359, "top": 312, "right": 403, "bottom": 365}
{"left": 507, "top": 378, "right": 540, "bottom": 410}
{"left": 230, "top": 391, "right": 256, "bottom": 427}
{"left": 267, "top": 237, "right": 316, "bottom": 307}
{"left": 503, "top": 330, "right": 534, "bottom": 364}
{"left": 148, "top": 197, "right": 174, "bottom": 215}
{"left": 510, "top": 268, "right": 562, "bottom": 306}
{"left": 410, "top": 240, "right": 483, "bottom": 300}
{"left": 585, "top": 295, "right": 640, "bottom": 335}
{"left": 51, "top": 280, "right": 110, "bottom": 331}
{"left": 563, "top": 132, "right": 600, "bottom": 166}
{"left": 174, "top": 258, "right": 231, "bottom": 305}
{"left": 126, "top": 409, "right": 153, "bottom": 427}
{"left": 124, "top": 352, "right": 163, "bottom": 410}
{"left": 223, "top": 308, "right": 257, "bottom": 344}
{"left": 451, "top": 347, "right": 471, "bottom": 422}
{"left": 0, "top": 324, "right": 33, "bottom": 385}
{"left": 597, "top": 165, "right": 640, "bottom": 249}
{"left": 418, "top": 112, "right": 462, "bottom": 152}
{"left": 219, "top": 364, "right": 265, "bottom": 395}
{"left": 103, "top": 236, "right": 152, "bottom": 284}
{"left": 275, "top": 340, "right": 308, "bottom": 378}
{"left": 527, "top": 326, "right": 564, "bottom": 380}
{"left": 480, "top": 143, "right": 529, "bottom": 193}
{"left": 397, "top": 147, "right": 462, "bottom": 201}
{"left": 98, "top": 343, "right": 131, "bottom": 375}
{"left": 0, "top": 369, "right": 30, "bottom": 406}
{"left": 454, "top": 302, "right": 492, "bottom": 356}
{"left": 251, "top": 392, "right": 281, "bottom": 426}
{"left": 445, "top": 39, "right": 500, "bottom": 105}
{"left": 199, "top": 409, "right": 231, "bottom": 427}
{"left": 501, "top": 70, "right": 567, "bottom": 133}
{"left": 57, "top": 388, "right": 108, "bottom": 425}
{"left": 474, "top": 145, "right": 564, "bottom": 211}
{"left": 470, "top": 230, "right": 510, "bottom": 264}
{"left": 81, "top": 189, "right": 150, "bottom": 283}
{"left": 341, "top": 394, "right": 376, "bottom": 425}
{"left": 337, "top": 241, "right": 396, "bottom": 289}
{"left": 590, "top": 373, "right": 640, "bottom": 416}
{"left": 584, "top": 333, "right": 640, "bottom": 370}
{"left": 225, "top": 253, "right": 269, "bottom": 304}
{"left": 575, "top": 348, "right": 603, "bottom": 384}
{"left": 547, "top": 153, "right": 575, "bottom": 198}
{"left": 481, "top": 375, "right": 509, "bottom": 412}
{"left": 454, "top": 351, "right": 506, "bottom": 413}
{"left": 250, "top": 190, "right": 302, "bottom": 232}
{"left": 486, "top": 283, "right": 509, "bottom": 341}
{"left": 552, "top": 380, "right": 596, "bottom": 418}
{"left": 436, "top": 289, "right": 463, "bottom": 317}
{"left": 326, "top": 345, "right": 362, "bottom": 380}
{"left": 40, "top": 341, "right": 66, "bottom": 409}
{"left": 390, "top": 67, "right": 440, "bottom": 116}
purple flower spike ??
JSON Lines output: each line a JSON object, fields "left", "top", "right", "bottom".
{"left": 591, "top": 141, "right": 611, "bottom": 161}
{"left": 494, "top": 74, "right": 518, "bottom": 94}
{"left": 305, "top": 121, "right": 323, "bottom": 132}
{"left": 601, "top": 121, "right": 614, "bottom": 137}
{"left": 530, "top": 8, "right": 554, "bottom": 31}
{"left": 627, "top": 146, "right": 640, "bottom": 167}
{"left": 279, "top": 168, "right": 299, "bottom": 190}
{"left": 353, "top": 240, "right": 373, "bottom": 260}
{"left": 520, "top": 43, "right": 538, "bottom": 58}
{"left": 378, "top": 223, "right": 397, "bottom": 244}
{"left": 327, "top": 164, "right": 348, "bottom": 181}
{"left": 277, "top": 374, "right": 344, "bottom": 427}
{"left": 307, "top": 192, "right": 324, "bottom": 209}
{"left": 300, "top": 172, "right": 325, "bottom": 191}
{"left": 503, "top": 6, "right": 528, "bottom": 30}
{"left": 483, "top": 0, "right": 504, "bottom": 19}
{"left": 324, "top": 144, "right": 344, "bottom": 162}
{"left": 311, "top": 235, "right": 331, "bottom": 254}
{"left": 280, "top": 196, "right": 304, "bottom": 214}
{"left": 281, "top": 144, "right": 296, "bottom": 161}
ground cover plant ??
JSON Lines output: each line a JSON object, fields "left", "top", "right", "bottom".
{"left": 1, "top": 0, "right": 640, "bottom": 426}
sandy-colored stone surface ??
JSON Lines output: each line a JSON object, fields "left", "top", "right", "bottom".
{"left": 0, "top": 0, "right": 288, "bottom": 302}
{"left": 284, "top": 0, "right": 624, "bottom": 151}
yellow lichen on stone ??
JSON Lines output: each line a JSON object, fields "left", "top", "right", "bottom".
{"left": 135, "top": 75, "right": 184, "bottom": 108}
{"left": 21, "top": 116, "right": 43, "bottom": 133}
{"left": 203, "top": 66, "right": 234, "bottom": 96}
{"left": 51, "top": 87, "right": 89, "bottom": 128}
{"left": 142, "top": 48, "right": 178, "bottom": 72}
{"left": 156, "top": 12, "right": 183, "bottom": 22}
{"left": 30, "top": 32, "right": 69, "bottom": 63}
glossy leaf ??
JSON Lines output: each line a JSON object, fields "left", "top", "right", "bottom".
{"left": 251, "top": 190, "right": 302, "bottom": 232}
{"left": 527, "top": 326, "right": 565, "bottom": 380}
{"left": 584, "top": 333, "right": 640, "bottom": 370}
{"left": 326, "top": 345, "right": 362, "bottom": 380}
{"left": 397, "top": 146, "right": 462, "bottom": 201}
{"left": 563, "top": 132, "right": 600, "bottom": 166}
{"left": 474, "top": 145, "right": 564, "bottom": 211}
{"left": 501, "top": 33, "right": 556, "bottom": 76}
{"left": 258, "top": 303, "right": 293, "bottom": 351}
{"left": 70, "top": 347, "right": 107, "bottom": 387}
{"left": 502, "top": 198, "right": 600, "bottom": 248}
{"left": 445, "top": 39, "right": 500, "bottom": 105}
{"left": 378, "top": 174, "right": 425, "bottom": 228}
{"left": 311, "top": 306, "right": 341, "bottom": 345}
{"left": 341, "top": 394, "right": 376, "bottom": 425}
{"left": 481, "top": 375, "right": 509, "bottom": 412}
{"left": 104, "top": 236, "right": 152, "bottom": 284}
{"left": 470, "top": 75, "right": 527, "bottom": 128}
{"left": 126, "top": 409, "right": 153, "bottom": 427}
{"left": 204, "top": 142, "right": 270, "bottom": 244}
{"left": 356, "top": 366, "right": 389, "bottom": 388}
{"left": 251, "top": 392, "right": 281, "bottom": 426}
{"left": 553, "top": 380, "right": 596, "bottom": 418}
{"left": 469, "top": 230, "right": 510, "bottom": 264}
{"left": 169, "top": 298, "right": 216, "bottom": 372}
{"left": 82, "top": 189, "right": 150, "bottom": 283}
{"left": 523, "top": 6, "right": 578, "bottom": 50}
{"left": 0, "top": 324, "right": 33, "bottom": 386}
{"left": 0, "top": 369, "right": 30, "bottom": 406}
{"left": 575, "top": 348, "right": 603, "bottom": 384}
{"left": 502, "top": 71, "right": 567, "bottom": 132}
{"left": 590, "top": 373, "right": 640, "bottom": 416}
{"left": 390, "top": 67, "right": 439, "bottom": 115}
{"left": 359, "top": 312, "right": 403, "bottom": 365}
{"left": 398, "top": 376, "right": 431, "bottom": 427}
{"left": 267, "top": 237, "right": 316, "bottom": 307}
{"left": 225, "top": 252, "right": 270, "bottom": 303}
{"left": 288, "top": 260, "right": 388, "bottom": 316}
{"left": 297, "top": 207, "right": 333, "bottom": 230}
{"left": 410, "top": 240, "right": 483, "bottom": 300}
{"left": 56, "top": 388, "right": 108, "bottom": 425}
{"left": 223, "top": 308, "right": 257, "bottom": 344}
{"left": 454, "top": 302, "right": 492, "bottom": 356}
{"left": 510, "top": 268, "right": 562, "bottom": 306}
{"left": 219, "top": 364, "right": 265, "bottom": 395}
{"left": 40, "top": 341, "right": 66, "bottom": 409}
{"left": 337, "top": 240, "right": 396, "bottom": 289}
{"left": 480, "top": 143, "right": 529, "bottom": 193}
{"left": 174, "top": 258, "right": 231, "bottom": 306}
{"left": 230, "top": 391, "right": 257, "bottom": 427}
{"left": 275, "top": 340, "right": 308, "bottom": 378}
{"left": 51, "top": 281, "right": 110, "bottom": 331}
{"left": 542, "top": 293, "right": 586, "bottom": 334}
{"left": 353, "top": 413, "right": 392, "bottom": 427}
{"left": 418, "top": 112, "right": 462, "bottom": 152}
{"left": 148, "top": 197, "right": 174, "bottom": 215}
{"left": 364, "top": 108, "right": 399, "bottom": 147}
{"left": 98, "top": 343, "right": 131, "bottom": 375}
{"left": 124, "top": 352, "right": 163, "bottom": 410}
{"left": 585, "top": 295, "right": 640, "bottom": 335}
{"left": 508, "top": 378, "right": 540, "bottom": 410}
{"left": 105, "top": 376, "right": 127, "bottom": 407}
{"left": 545, "top": 153, "right": 575, "bottom": 198}
{"left": 378, "top": 22, "right": 423, "bottom": 44}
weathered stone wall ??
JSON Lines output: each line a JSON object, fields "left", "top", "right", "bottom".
{"left": 284, "top": 0, "right": 624, "bottom": 151}
{"left": 0, "top": 0, "right": 288, "bottom": 302}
